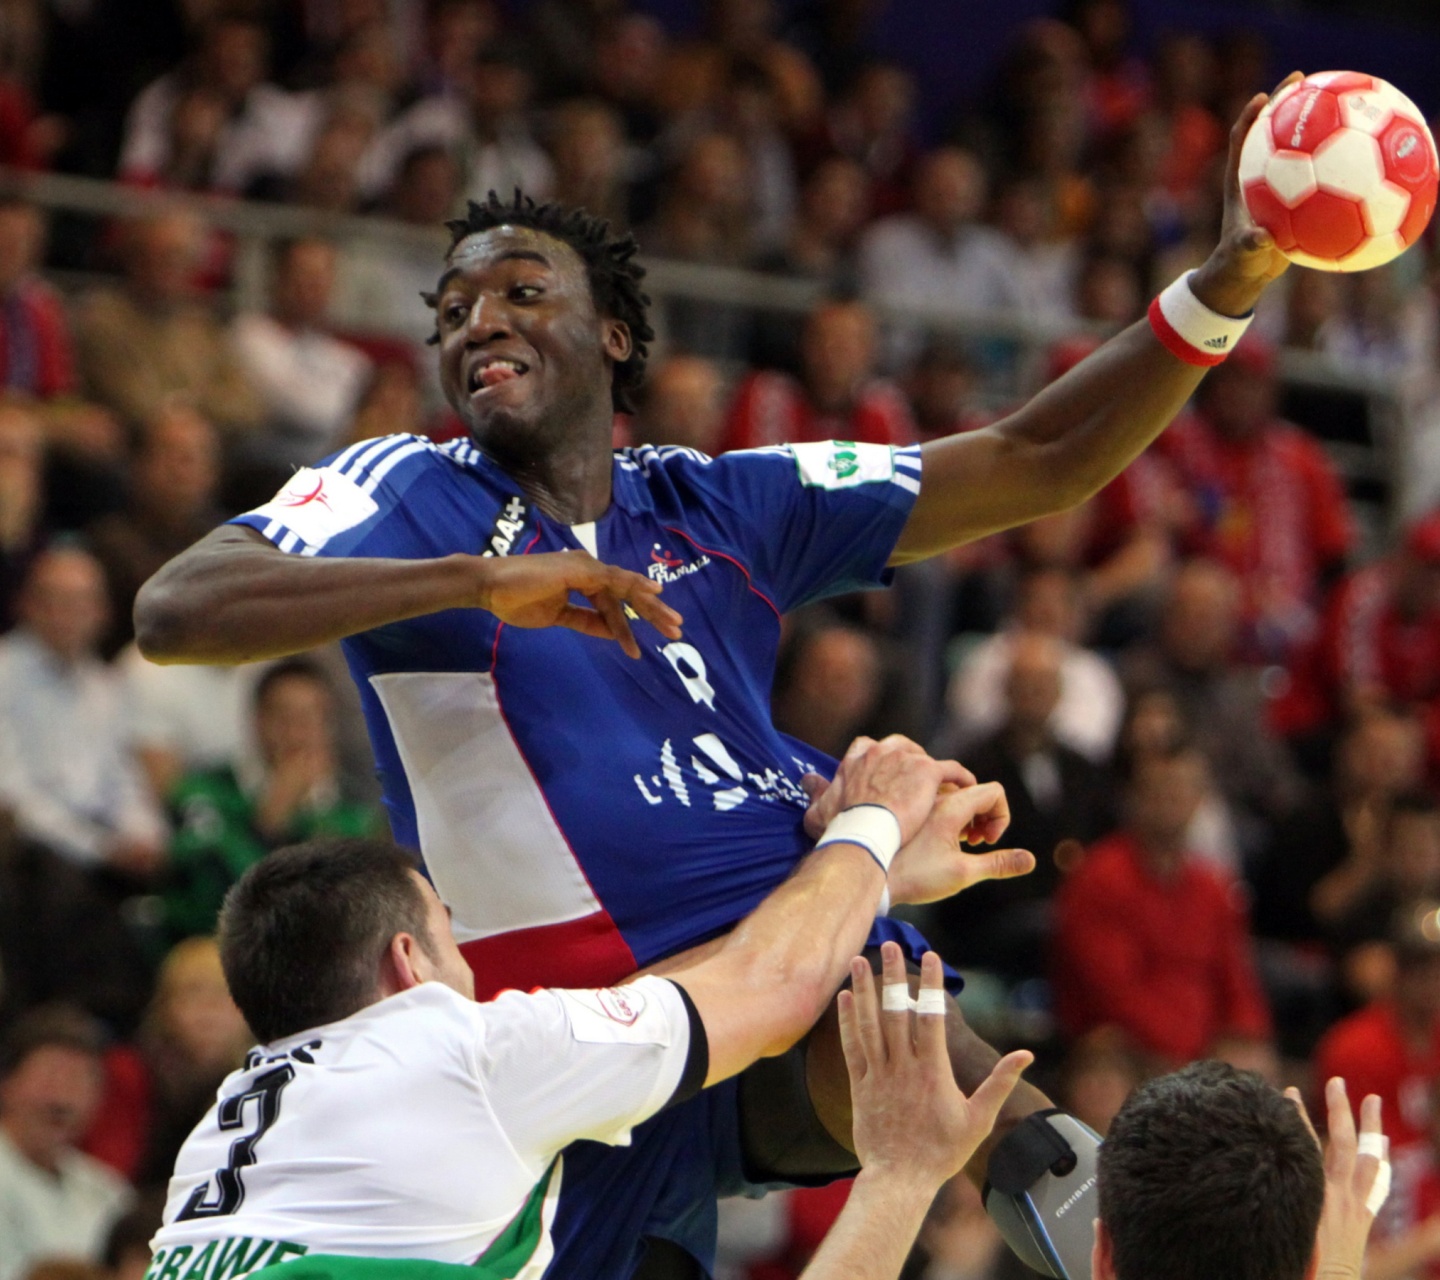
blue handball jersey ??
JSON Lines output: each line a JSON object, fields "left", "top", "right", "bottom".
{"left": 233, "top": 434, "right": 922, "bottom": 999}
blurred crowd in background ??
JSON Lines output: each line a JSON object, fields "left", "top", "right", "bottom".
{"left": 6, "top": 0, "right": 1440, "bottom": 1278}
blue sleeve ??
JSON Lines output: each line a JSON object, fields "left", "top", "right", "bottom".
{"left": 664, "top": 442, "right": 922, "bottom": 613}
{"left": 228, "top": 434, "right": 455, "bottom": 560}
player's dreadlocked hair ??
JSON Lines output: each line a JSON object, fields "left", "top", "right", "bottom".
{"left": 422, "top": 190, "right": 653, "bottom": 414}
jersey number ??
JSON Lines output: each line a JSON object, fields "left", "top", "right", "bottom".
{"left": 176, "top": 1064, "right": 296, "bottom": 1220}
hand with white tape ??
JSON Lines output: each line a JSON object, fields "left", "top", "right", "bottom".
{"left": 838, "top": 942, "right": 1032, "bottom": 1191}
{"left": 1284, "top": 1077, "right": 1387, "bottom": 1280}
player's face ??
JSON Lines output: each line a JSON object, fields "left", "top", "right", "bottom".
{"left": 410, "top": 871, "right": 476, "bottom": 1001}
{"left": 434, "top": 227, "right": 631, "bottom": 450}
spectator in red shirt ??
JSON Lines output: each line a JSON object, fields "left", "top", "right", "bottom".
{"left": 903, "top": 339, "right": 989, "bottom": 443}
{"left": 1315, "top": 912, "right": 1440, "bottom": 1241}
{"left": 1149, "top": 32, "right": 1225, "bottom": 209}
{"left": 719, "top": 298, "right": 914, "bottom": 453}
{"left": 798, "top": 62, "right": 922, "bottom": 220}
{"left": 83, "top": 936, "right": 250, "bottom": 1190}
{"left": 1051, "top": 743, "right": 1273, "bottom": 1066}
{"left": 0, "top": 200, "right": 75, "bottom": 402}
{"left": 1380, "top": 1077, "right": 1440, "bottom": 1280}
{"left": 1315, "top": 512, "right": 1440, "bottom": 730}
{"left": 1159, "top": 338, "right": 1353, "bottom": 665}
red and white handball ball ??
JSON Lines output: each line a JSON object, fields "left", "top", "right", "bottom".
{"left": 1239, "top": 71, "right": 1438, "bottom": 272}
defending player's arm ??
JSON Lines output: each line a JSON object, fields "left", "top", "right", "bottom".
{"left": 134, "top": 524, "right": 682, "bottom": 664}
{"left": 800, "top": 948, "right": 1032, "bottom": 1280}
{"left": 1285, "top": 1078, "right": 1389, "bottom": 1280}
{"left": 486, "top": 737, "right": 1013, "bottom": 1161}
{"left": 661, "top": 737, "right": 1020, "bottom": 1086}
{"left": 889, "top": 82, "right": 1295, "bottom": 563}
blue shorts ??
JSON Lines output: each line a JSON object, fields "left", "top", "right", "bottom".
{"left": 545, "top": 917, "right": 955, "bottom": 1277}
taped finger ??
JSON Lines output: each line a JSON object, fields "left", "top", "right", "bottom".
{"left": 1358, "top": 1132, "right": 1389, "bottom": 1159}
{"left": 1367, "top": 1157, "right": 1392, "bottom": 1216}
{"left": 914, "top": 987, "right": 946, "bottom": 1016}
{"left": 881, "top": 983, "right": 913, "bottom": 1014}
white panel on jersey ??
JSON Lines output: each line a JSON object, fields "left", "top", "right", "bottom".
{"left": 371, "top": 671, "right": 600, "bottom": 940}
{"left": 789, "top": 441, "right": 896, "bottom": 490}
{"left": 570, "top": 521, "right": 599, "bottom": 557}
{"left": 247, "top": 467, "right": 379, "bottom": 549}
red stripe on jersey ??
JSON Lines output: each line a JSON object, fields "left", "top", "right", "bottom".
{"left": 661, "top": 524, "right": 782, "bottom": 620}
{"left": 461, "top": 911, "right": 638, "bottom": 1001}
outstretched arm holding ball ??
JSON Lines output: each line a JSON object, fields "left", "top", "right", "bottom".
{"left": 889, "top": 78, "right": 1301, "bottom": 562}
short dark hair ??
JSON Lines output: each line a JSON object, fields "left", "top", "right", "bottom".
{"left": 254, "top": 656, "right": 331, "bottom": 708}
{"left": 218, "top": 838, "right": 434, "bottom": 1044}
{"left": 1099, "top": 1061, "right": 1323, "bottom": 1280}
{"left": 425, "top": 189, "right": 654, "bottom": 413}
{"left": 103, "top": 1192, "right": 167, "bottom": 1268}
{"left": 0, "top": 1004, "right": 106, "bottom": 1079}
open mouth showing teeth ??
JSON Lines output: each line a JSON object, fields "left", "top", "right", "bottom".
{"left": 468, "top": 358, "right": 529, "bottom": 392}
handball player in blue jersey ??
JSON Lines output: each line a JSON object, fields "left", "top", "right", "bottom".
{"left": 138, "top": 82, "right": 1296, "bottom": 1280}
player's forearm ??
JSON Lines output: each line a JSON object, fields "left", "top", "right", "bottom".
{"left": 135, "top": 526, "right": 485, "bottom": 664}
{"left": 896, "top": 324, "right": 1205, "bottom": 558}
{"left": 681, "top": 841, "right": 885, "bottom": 1085}
{"left": 798, "top": 1168, "right": 935, "bottom": 1280}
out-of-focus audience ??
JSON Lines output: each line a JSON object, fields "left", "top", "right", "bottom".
{"left": 719, "top": 297, "right": 914, "bottom": 451}
{"left": 230, "top": 237, "right": 372, "bottom": 473}
{"left": 1158, "top": 338, "right": 1353, "bottom": 667}
{"left": 926, "top": 631, "right": 1113, "bottom": 980}
{"left": 85, "top": 407, "right": 222, "bottom": 657}
{"left": 1051, "top": 743, "right": 1273, "bottom": 1069}
{"left": 82, "top": 938, "right": 249, "bottom": 1191}
{"left": 72, "top": 212, "right": 264, "bottom": 438}
{"left": 10, "top": 6, "right": 1440, "bottom": 1277}
{"left": 162, "top": 658, "right": 380, "bottom": 943}
{"left": 943, "top": 566, "right": 1125, "bottom": 763}
{"left": 1121, "top": 557, "right": 1302, "bottom": 854}
{"left": 0, "top": 546, "right": 165, "bottom": 876}
{"left": 0, "top": 1008, "right": 133, "bottom": 1280}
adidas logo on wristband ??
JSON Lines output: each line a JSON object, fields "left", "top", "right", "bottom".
{"left": 1148, "top": 271, "right": 1255, "bottom": 367}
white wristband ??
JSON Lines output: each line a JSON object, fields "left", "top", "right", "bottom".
{"left": 817, "top": 804, "right": 902, "bottom": 872}
{"left": 1148, "top": 270, "right": 1255, "bottom": 367}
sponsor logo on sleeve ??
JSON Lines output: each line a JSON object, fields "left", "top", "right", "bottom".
{"left": 597, "top": 987, "right": 645, "bottom": 1025}
{"left": 790, "top": 441, "right": 896, "bottom": 490}
{"left": 560, "top": 986, "right": 655, "bottom": 1043}
{"left": 248, "top": 468, "right": 379, "bottom": 546}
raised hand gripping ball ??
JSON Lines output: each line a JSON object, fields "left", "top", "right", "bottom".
{"left": 1239, "top": 71, "right": 1438, "bottom": 271}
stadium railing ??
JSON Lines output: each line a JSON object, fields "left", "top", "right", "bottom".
{"left": 0, "top": 167, "right": 1408, "bottom": 549}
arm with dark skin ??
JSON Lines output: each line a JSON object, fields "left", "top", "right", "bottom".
{"left": 889, "top": 83, "right": 1295, "bottom": 563}
{"left": 134, "top": 524, "right": 684, "bottom": 665}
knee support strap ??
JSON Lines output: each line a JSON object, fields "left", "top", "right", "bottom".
{"left": 982, "top": 1110, "right": 1102, "bottom": 1280}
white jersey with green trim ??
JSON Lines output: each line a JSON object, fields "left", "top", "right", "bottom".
{"left": 146, "top": 977, "right": 691, "bottom": 1280}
